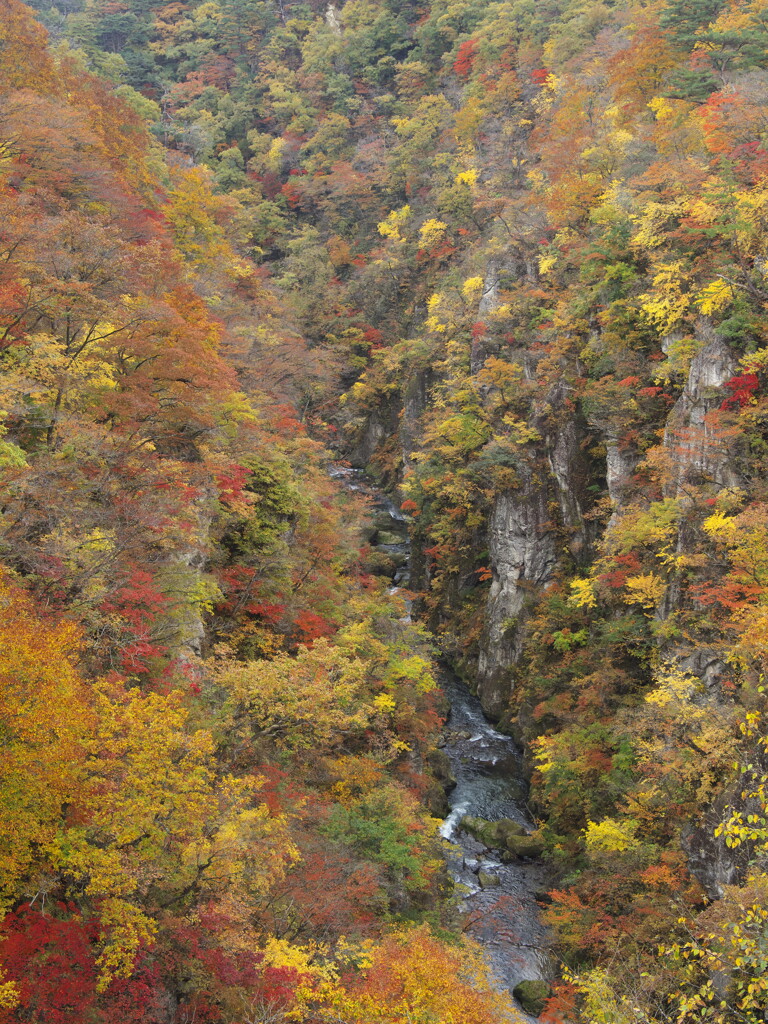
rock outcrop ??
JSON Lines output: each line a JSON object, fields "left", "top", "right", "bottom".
{"left": 514, "top": 979, "right": 552, "bottom": 1016}
{"left": 681, "top": 785, "right": 755, "bottom": 899}
{"left": 476, "top": 467, "right": 558, "bottom": 716}
{"left": 460, "top": 815, "right": 545, "bottom": 859}
{"left": 663, "top": 322, "right": 740, "bottom": 498}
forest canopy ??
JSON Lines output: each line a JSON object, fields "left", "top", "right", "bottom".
{"left": 2, "top": 0, "right": 768, "bottom": 1018}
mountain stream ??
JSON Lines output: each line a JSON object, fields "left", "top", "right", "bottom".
{"left": 332, "top": 466, "right": 552, "bottom": 1019}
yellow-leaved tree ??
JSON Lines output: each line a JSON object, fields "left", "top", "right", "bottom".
{"left": 305, "top": 924, "right": 524, "bottom": 1024}
{"left": 0, "top": 570, "right": 295, "bottom": 989}
{"left": 53, "top": 680, "right": 294, "bottom": 986}
{"left": 0, "top": 571, "right": 93, "bottom": 914}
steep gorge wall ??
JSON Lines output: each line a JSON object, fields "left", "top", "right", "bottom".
{"left": 662, "top": 323, "right": 740, "bottom": 500}
{"left": 465, "top": 312, "right": 757, "bottom": 903}
{"left": 445, "top": 318, "right": 741, "bottom": 717}
{"left": 476, "top": 390, "right": 594, "bottom": 715}
{"left": 477, "top": 469, "right": 558, "bottom": 716}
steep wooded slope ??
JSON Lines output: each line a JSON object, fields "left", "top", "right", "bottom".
{"left": 5, "top": 0, "right": 768, "bottom": 1018}
{"left": 0, "top": 2, "right": 524, "bottom": 1021}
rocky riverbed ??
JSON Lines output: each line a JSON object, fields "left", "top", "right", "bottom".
{"left": 437, "top": 668, "right": 552, "bottom": 1019}
{"left": 331, "top": 464, "right": 552, "bottom": 1019}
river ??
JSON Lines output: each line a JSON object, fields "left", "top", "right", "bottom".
{"left": 437, "top": 670, "right": 552, "bottom": 1016}
{"left": 331, "top": 465, "right": 552, "bottom": 1019}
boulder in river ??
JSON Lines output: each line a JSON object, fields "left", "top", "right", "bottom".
{"left": 374, "top": 529, "right": 407, "bottom": 546}
{"left": 359, "top": 521, "right": 378, "bottom": 542}
{"left": 513, "top": 979, "right": 551, "bottom": 1016}
{"left": 477, "top": 870, "right": 501, "bottom": 888}
{"left": 360, "top": 549, "right": 397, "bottom": 577}
{"left": 461, "top": 816, "right": 545, "bottom": 859}
{"left": 372, "top": 510, "right": 403, "bottom": 531}
{"left": 461, "top": 815, "right": 524, "bottom": 847}
{"left": 501, "top": 834, "right": 545, "bottom": 859}
{"left": 495, "top": 818, "right": 528, "bottom": 843}
{"left": 460, "top": 814, "right": 502, "bottom": 847}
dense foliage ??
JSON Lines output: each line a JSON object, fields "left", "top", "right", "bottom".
{"left": 4, "top": 0, "right": 768, "bottom": 1017}
{"left": 0, "top": 1, "right": 523, "bottom": 1019}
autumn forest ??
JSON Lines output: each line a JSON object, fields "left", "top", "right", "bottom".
{"left": 2, "top": 0, "right": 768, "bottom": 1017}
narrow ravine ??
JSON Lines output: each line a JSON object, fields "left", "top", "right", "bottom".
{"left": 438, "top": 671, "right": 552, "bottom": 1017}
{"left": 332, "top": 465, "right": 552, "bottom": 1018}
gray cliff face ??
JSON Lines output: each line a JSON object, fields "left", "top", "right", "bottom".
{"left": 657, "top": 326, "right": 738, "bottom": 621}
{"left": 476, "top": 467, "right": 558, "bottom": 717}
{"left": 547, "top": 417, "right": 583, "bottom": 539}
{"left": 350, "top": 400, "right": 400, "bottom": 471}
{"left": 471, "top": 256, "right": 536, "bottom": 373}
{"left": 541, "top": 385, "right": 593, "bottom": 561}
{"left": 325, "top": 3, "right": 342, "bottom": 33}
{"left": 401, "top": 368, "right": 431, "bottom": 469}
{"left": 470, "top": 263, "right": 501, "bottom": 374}
{"left": 474, "top": 344, "right": 593, "bottom": 715}
{"left": 351, "top": 413, "right": 388, "bottom": 468}
{"left": 472, "top": 259, "right": 592, "bottom": 714}
{"left": 660, "top": 325, "right": 746, "bottom": 893}
{"left": 681, "top": 788, "right": 754, "bottom": 899}
{"left": 475, "top": 410, "right": 593, "bottom": 716}
{"left": 605, "top": 442, "right": 638, "bottom": 513}
{"left": 473, "top": 322, "right": 740, "bottom": 720}
{"left": 663, "top": 322, "right": 740, "bottom": 498}
{"left": 478, "top": 261, "right": 503, "bottom": 315}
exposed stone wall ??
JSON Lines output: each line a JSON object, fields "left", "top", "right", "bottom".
{"left": 476, "top": 468, "right": 558, "bottom": 716}
{"left": 663, "top": 321, "right": 740, "bottom": 498}
{"left": 474, "top": 321, "right": 741, "bottom": 716}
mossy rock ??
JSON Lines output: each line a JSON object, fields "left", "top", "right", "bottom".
{"left": 425, "top": 782, "right": 450, "bottom": 817}
{"left": 460, "top": 815, "right": 501, "bottom": 847}
{"left": 477, "top": 870, "right": 501, "bottom": 888}
{"left": 374, "top": 529, "right": 407, "bottom": 546}
{"left": 502, "top": 833, "right": 545, "bottom": 859}
{"left": 513, "top": 979, "right": 551, "bottom": 1016}
{"left": 495, "top": 818, "right": 527, "bottom": 842}
{"left": 359, "top": 522, "right": 378, "bottom": 542}
{"left": 426, "top": 748, "right": 456, "bottom": 791}
{"left": 461, "top": 815, "right": 530, "bottom": 850}
{"left": 373, "top": 511, "right": 401, "bottom": 530}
